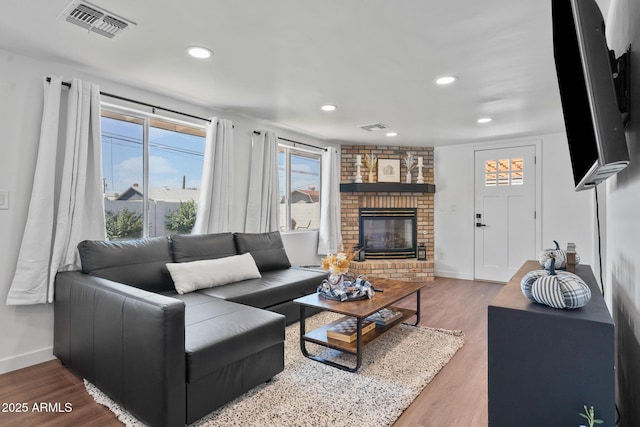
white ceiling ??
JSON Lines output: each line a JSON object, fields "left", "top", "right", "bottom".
{"left": 0, "top": 0, "right": 577, "bottom": 146}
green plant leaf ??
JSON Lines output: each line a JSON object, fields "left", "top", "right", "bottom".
{"left": 165, "top": 199, "right": 197, "bottom": 233}
{"left": 579, "top": 413, "right": 589, "bottom": 420}
{"left": 594, "top": 421, "right": 604, "bottom": 424}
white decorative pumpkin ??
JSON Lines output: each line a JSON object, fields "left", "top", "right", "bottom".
{"left": 521, "top": 256, "right": 591, "bottom": 309}
{"left": 538, "top": 240, "right": 580, "bottom": 270}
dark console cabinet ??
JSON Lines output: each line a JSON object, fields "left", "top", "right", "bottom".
{"left": 488, "top": 261, "right": 615, "bottom": 427}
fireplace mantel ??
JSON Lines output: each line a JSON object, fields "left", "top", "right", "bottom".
{"left": 340, "top": 183, "right": 435, "bottom": 193}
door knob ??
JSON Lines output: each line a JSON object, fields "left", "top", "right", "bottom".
{"left": 476, "top": 222, "right": 487, "bottom": 227}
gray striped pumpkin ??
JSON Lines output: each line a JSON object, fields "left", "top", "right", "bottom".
{"left": 520, "top": 259, "right": 591, "bottom": 309}
{"left": 538, "top": 240, "right": 581, "bottom": 270}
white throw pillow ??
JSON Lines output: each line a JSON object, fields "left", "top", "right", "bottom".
{"left": 166, "top": 253, "right": 261, "bottom": 295}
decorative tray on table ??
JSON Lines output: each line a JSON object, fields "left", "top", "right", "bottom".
{"left": 317, "top": 274, "right": 375, "bottom": 302}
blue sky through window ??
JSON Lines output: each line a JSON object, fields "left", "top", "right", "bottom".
{"left": 101, "top": 116, "right": 205, "bottom": 196}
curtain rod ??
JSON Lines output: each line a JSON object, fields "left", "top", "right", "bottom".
{"left": 47, "top": 77, "right": 212, "bottom": 123}
{"left": 253, "top": 131, "right": 327, "bottom": 151}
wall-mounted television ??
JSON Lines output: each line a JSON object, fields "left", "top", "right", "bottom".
{"left": 552, "top": 0, "right": 630, "bottom": 191}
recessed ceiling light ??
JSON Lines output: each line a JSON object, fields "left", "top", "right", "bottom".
{"left": 477, "top": 117, "right": 493, "bottom": 124}
{"left": 386, "top": 132, "right": 398, "bottom": 137}
{"left": 321, "top": 104, "right": 337, "bottom": 111}
{"left": 435, "top": 75, "right": 458, "bottom": 85}
{"left": 187, "top": 46, "right": 213, "bottom": 59}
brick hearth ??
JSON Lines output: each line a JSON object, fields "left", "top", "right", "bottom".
{"left": 349, "top": 259, "right": 434, "bottom": 281}
{"left": 341, "top": 145, "right": 435, "bottom": 281}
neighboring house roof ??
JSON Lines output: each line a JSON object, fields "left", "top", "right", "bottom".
{"left": 116, "top": 185, "right": 143, "bottom": 200}
{"left": 115, "top": 185, "right": 199, "bottom": 202}
{"left": 291, "top": 188, "right": 319, "bottom": 203}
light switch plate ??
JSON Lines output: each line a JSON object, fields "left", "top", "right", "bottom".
{"left": 0, "top": 190, "right": 9, "bottom": 210}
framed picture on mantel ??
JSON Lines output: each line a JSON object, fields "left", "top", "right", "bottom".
{"left": 377, "top": 159, "right": 401, "bottom": 183}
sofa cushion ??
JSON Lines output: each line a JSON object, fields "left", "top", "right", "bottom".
{"left": 78, "top": 237, "right": 174, "bottom": 292}
{"left": 167, "top": 253, "right": 261, "bottom": 295}
{"left": 170, "top": 293, "right": 285, "bottom": 383}
{"left": 198, "top": 267, "right": 326, "bottom": 309}
{"left": 171, "top": 232, "right": 237, "bottom": 263}
{"left": 233, "top": 232, "right": 291, "bottom": 272}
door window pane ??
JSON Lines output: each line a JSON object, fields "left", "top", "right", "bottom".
{"left": 484, "top": 157, "right": 525, "bottom": 187}
{"left": 511, "top": 158, "right": 524, "bottom": 185}
{"left": 485, "top": 160, "right": 497, "bottom": 186}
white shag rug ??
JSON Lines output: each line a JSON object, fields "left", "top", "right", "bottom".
{"left": 85, "top": 312, "right": 464, "bottom": 427}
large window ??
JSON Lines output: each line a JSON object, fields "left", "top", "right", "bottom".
{"left": 278, "top": 145, "right": 321, "bottom": 232}
{"left": 101, "top": 109, "right": 206, "bottom": 239}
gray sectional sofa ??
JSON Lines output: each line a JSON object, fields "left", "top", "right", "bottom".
{"left": 53, "top": 231, "right": 326, "bottom": 427}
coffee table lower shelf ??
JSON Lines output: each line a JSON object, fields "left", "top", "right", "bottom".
{"left": 300, "top": 306, "right": 416, "bottom": 372}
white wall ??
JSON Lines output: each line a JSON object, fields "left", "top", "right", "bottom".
{"left": 434, "top": 132, "right": 595, "bottom": 280}
{"left": 433, "top": 143, "right": 475, "bottom": 279}
{"left": 539, "top": 133, "right": 596, "bottom": 269}
{"left": 0, "top": 47, "right": 327, "bottom": 374}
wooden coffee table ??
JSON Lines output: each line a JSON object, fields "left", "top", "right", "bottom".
{"left": 294, "top": 278, "right": 426, "bottom": 372}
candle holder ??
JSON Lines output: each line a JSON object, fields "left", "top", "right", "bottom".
{"left": 417, "top": 165, "right": 424, "bottom": 184}
{"left": 416, "top": 156, "right": 424, "bottom": 184}
{"left": 354, "top": 155, "right": 363, "bottom": 183}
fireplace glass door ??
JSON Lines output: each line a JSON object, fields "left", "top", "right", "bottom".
{"left": 359, "top": 208, "right": 417, "bottom": 259}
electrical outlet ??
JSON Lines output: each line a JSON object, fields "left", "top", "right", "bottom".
{"left": 0, "top": 190, "right": 8, "bottom": 210}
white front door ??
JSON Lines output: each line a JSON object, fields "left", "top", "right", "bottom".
{"left": 474, "top": 146, "right": 537, "bottom": 282}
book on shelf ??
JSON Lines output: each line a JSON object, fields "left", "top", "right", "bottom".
{"left": 326, "top": 317, "right": 376, "bottom": 343}
{"left": 366, "top": 308, "right": 403, "bottom": 326}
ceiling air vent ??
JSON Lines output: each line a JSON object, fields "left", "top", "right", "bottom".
{"left": 359, "top": 122, "right": 389, "bottom": 132}
{"left": 60, "top": 1, "right": 135, "bottom": 39}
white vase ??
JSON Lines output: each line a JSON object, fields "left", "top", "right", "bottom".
{"left": 405, "top": 172, "right": 412, "bottom": 183}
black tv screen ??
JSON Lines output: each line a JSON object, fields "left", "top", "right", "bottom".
{"left": 552, "top": 0, "right": 629, "bottom": 191}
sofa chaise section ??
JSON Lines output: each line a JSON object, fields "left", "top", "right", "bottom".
{"left": 172, "top": 292, "right": 285, "bottom": 423}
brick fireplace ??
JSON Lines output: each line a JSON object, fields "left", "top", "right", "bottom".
{"left": 340, "top": 145, "right": 435, "bottom": 281}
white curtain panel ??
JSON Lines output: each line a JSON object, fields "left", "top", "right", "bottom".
{"left": 7, "top": 76, "right": 106, "bottom": 305}
{"left": 244, "top": 131, "right": 279, "bottom": 232}
{"left": 193, "top": 118, "right": 234, "bottom": 234}
{"left": 317, "top": 146, "right": 342, "bottom": 255}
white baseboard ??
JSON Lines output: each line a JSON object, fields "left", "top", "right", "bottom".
{"left": 434, "top": 269, "right": 474, "bottom": 281}
{"left": 0, "top": 347, "right": 55, "bottom": 375}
